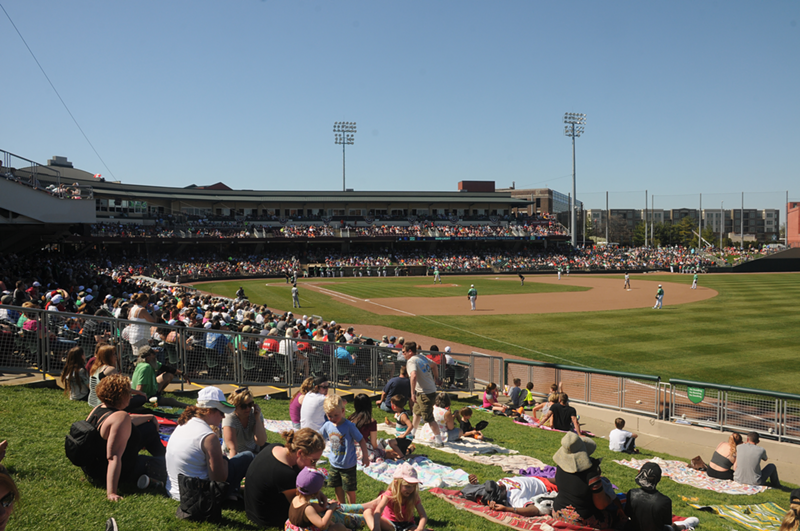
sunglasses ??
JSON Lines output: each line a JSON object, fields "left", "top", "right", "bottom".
{"left": 1, "top": 491, "right": 14, "bottom": 508}
{"left": 242, "top": 402, "right": 255, "bottom": 408}
{"left": 233, "top": 387, "right": 249, "bottom": 394}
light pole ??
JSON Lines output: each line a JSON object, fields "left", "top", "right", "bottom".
{"left": 564, "top": 112, "right": 586, "bottom": 247}
{"left": 333, "top": 121, "right": 356, "bottom": 192}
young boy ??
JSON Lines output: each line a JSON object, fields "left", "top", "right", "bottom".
{"left": 609, "top": 417, "right": 639, "bottom": 454}
{"left": 509, "top": 378, "right": 523, "bottom": 410}
{"left": 522, "top": 382, "right": 536, "bottom": 408}
{"left": 458, "top": 407, "right": 485, "bottom": 440}
{"left": 321, "top": 394, "right": 370, "bottom": 503}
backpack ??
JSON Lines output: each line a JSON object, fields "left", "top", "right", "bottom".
{"left": 65, "top": 410, "right": 112, "bottom": 468}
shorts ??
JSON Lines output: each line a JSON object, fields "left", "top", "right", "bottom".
{"left": 389, "top": 521, "right": 416, "bottom": 531}
{"left": 443, "top": 427, "right": 462, "bottom": 442}
{"left": 328, "top": 465, "right": 358, "bottom": 492}
{"left": 413, "top": 392, "right": 436, "bottom": 423}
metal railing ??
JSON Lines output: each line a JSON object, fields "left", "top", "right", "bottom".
{"left": 503, "top": 359, "right": 662, "bottom": 418}
{"left": 3, "top": 303, "right": 799, "bottom": 445}
{"left": 668, "top": 379, "right": 800, "bottom": 443}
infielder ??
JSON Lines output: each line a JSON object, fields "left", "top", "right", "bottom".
{"left": 653, "top": 284, "right": 664, "bottom": 309}
{"left": 623, "top": 272, "right": 631, "bottom": 290}
{"left": 691, "top": 273, "right": 698, "bottom": 290}
{"left": 467, "top": 284, "right": 478, "bottom": 311}
{"left": 433, "top": 266, "right": 441, "bottom": 284}
{"left": 557, "top": 266, "right": 562, "bottom": 280}
{"left": 292, "top": 283, "right": 301, "bottom": 308}
{"left": 519, "top": 273, "right": 525, "bottom": 286}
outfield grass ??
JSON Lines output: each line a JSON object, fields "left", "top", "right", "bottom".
{"left": 2, "top": 384, "right": 794, "bottom": 531}
{"left": 194, "top": 273, "right": 800, "bottom": 394}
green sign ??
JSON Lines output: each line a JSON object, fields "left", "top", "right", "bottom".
{"left": 687, "top": 387, "right": 705, "bottom": 404}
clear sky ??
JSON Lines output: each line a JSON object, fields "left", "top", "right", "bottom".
{"left": 1, "top": 1, "right": 797, "bottom": 212}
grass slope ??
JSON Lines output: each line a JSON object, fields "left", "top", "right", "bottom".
{"left": 1, "top": 385, "right": 794, "bottom": 531}
{"left": 193, "top": 273, "right": 800, "bottom": 394}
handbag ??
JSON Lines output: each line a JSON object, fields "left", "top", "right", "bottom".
{"left": 689, "top": 456, "right": 707, "bottom": 471}
{"left": 175, "top": 473, "right": 228, "bottom": 521}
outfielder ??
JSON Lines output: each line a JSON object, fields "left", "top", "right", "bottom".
{"left": 467, "top": 284, "right": 478, "bottom": 311}
{"left": 653, "top": 284, "right": 664, "bottom": 309}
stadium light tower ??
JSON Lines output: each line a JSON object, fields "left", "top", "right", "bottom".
{"left": 564, "top": 112, "right": 586, "bottom": 247}
{"left": 333, "top": 121, "right": 357, "bottom": 192}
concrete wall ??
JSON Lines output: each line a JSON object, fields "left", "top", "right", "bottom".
{"left": 0, "top": 179, "right": 95, "bottom": 224}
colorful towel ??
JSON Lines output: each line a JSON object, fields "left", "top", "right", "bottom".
{"left": 688, "top": 502, "right": 788, "bottom": 531}
{"left": 428, "top": 488, "right": 612, "bottom": 531}
{"left": 377, "top": 422, "right": 545, "bottom": 473}
{"left": 354, "top": 455, "right": 471, "bottom": 491}
{"left": 614, "top": 457, "right": 769, "bottom": 495}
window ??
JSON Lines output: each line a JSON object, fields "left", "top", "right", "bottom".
{"left": 349, "top": 209, "right": 363, "bottom": 216}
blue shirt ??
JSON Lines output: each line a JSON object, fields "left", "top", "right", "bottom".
{"left": 381, "top": 376, "right": 411, "bottom": 409}
{"left": 321, "top": 419, "right": 362, "bottom": 469}
{"left": 335, "top": 345, "right": 355, "bottom": 364}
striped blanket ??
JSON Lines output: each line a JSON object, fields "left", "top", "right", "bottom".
{"left": 614, "top": 457, "right": 769, "bottom": 495}
{"left": 689, "top": 502, "right": 788, "bottom": 531}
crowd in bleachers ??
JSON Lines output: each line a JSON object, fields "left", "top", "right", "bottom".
{"left": 87, "top": 219, "right": 570, "bottom": 240}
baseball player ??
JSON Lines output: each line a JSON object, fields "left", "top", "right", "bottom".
{"left": 467, "top": 284, "right": 478, "bottom": 311}
{"left": 653, "top": 284, "right": 664, "bottom": 309}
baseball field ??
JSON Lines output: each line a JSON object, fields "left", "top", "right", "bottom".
{"left": 194, "top": 271, "right": 800, "bottom": 395}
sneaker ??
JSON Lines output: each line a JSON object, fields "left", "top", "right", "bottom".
{"left": 105, "top": 518, "right": 119, "bottom": 531}
{"left": 675, "top": 517, "right": 699, "bottom": 530}
{"left": 430, "top": 440, "right": 445, "bottom": 448}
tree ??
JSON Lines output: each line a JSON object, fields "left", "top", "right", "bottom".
{"left": 632, "top": 222, "right": 646, "bottom": 246}
{"left": 608, "top": 215, "right": 633, "bottom": 245}
{"left": 675, "top": 216, "right": 697, "bottom": 247}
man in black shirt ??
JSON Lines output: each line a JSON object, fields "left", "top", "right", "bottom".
{"left": 540, "top": 393, "right": 581, "bottom": 433}
{"left": 625, "top": 462, "right": 699, "bottom": 531}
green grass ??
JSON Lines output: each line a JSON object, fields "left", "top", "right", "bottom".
{"left": 194, "top": 273, "right": 800, "bottom": 394}
{"left": 2, "top": 385, "right": 795, "bottom": 531}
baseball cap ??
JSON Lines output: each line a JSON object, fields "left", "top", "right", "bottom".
{"left": 196, "top": 386, "right": 235, "bottom": 414}
{"left": 444, "top": 346, "right": 451, "bottom": 353}
{"left": 470, "top": 284, "right": 474, "bottom": 288}
{"left": 392, "top": 462, "right": 420, "bottom": 484}
{"left": 296, "top": 467, "right": 325, "bottom": 495}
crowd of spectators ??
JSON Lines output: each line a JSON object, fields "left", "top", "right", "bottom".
{"left": 87, "top": 219, "right": 569, "bottom": 240}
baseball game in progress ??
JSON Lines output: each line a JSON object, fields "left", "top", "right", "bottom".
{"left": 1, "top": 2, "right": 799, "bottom": 531}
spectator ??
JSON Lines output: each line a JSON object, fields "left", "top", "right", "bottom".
{"left": 165, "top": 387, "right": 254, "bottom": 502}
{"left": 0, "top": 465, "right": 20, "bottom": 531}
{"left": 625, "top": 462, "right": 699, "bottom": 531}
{"left": 707, "top": 433, "right": 743, "bottom": 480}
{"left": 540, "top": 393, "right": 581, "bottom": 433}
{"left": 377, "top": 365, "right": 411, "bottom": 413}
{"left": 734, "top": 432, "right": 780, "bottom": 488}
{"left": 130, "top": 346, "right": 190, "bottom": 408}
{"left": 222, "top": 387, "right": 267, "bottom": 458}
{"left": 779, "top": 489, "right": 800, "bottom": 531}
{"left": 300, "top": 376, "right": 330, "bottom": 433}
{"left": 609, "top": 418, "right": 639, "bottom": 454}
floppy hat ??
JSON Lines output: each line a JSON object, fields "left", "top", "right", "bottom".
{"left": 552, "top": 432, "right": 593, "bottom": 473}
{"left": 296, "top": 467, "right": 325, "bottom": 495}
{"left": 393, "top": 462, "right": 420, "bottom": 484}
{"left": 196, "top": 386, "right": 235, "bottom": 414}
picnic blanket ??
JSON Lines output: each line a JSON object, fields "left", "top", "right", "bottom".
{"left": 688, "top": 502, "right": 788, "bottom": 531}
{"left": 354, "top": 455, "right": 471, "bottom": 490}
{"left": 614, "top": 457, "right": 769, "bottom": 495}
{"left": 428, "top": 488, "right": 613, "bottom": 531}
{"left": 377, "top": 422, "right": 546, "bottom": 473}
{"left": 264, "top": 419, "right": 295, "bottom": 434}
{"left": 519, "top": 466, "right": 557, "bottom": 479}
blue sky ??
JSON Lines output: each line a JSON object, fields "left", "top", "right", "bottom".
{"left": 1, "top": 1, "right": 797, "bottom": 212}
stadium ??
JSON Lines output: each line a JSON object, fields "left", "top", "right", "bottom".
{"left": 1, "top": 150, "right": 799, "bottom": 531}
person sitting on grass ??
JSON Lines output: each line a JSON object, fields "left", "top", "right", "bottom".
{"left": 779, "top": 489, "right": 800, "bottom": 531}
{"left": 539, "top": 393, "right": 581, "bottom": 433}
{"left": 130, "top": 346, "right": 190, "bottom": 408}
{"left": 59, "top": 346, "right": 90, "bottom": 401}
{"left": 383, "top": 395, "right": 416, "bottom": 458}
{"left": 287, "top": 467, "right": 377, "bottom": 531}
{"left": 483, "top": 382, "right": 511, "bottom": 415}
{"left": 625, "top": 462, "right": 700, "bottom": 531}
{"left": 223, "top": 387, "right": 267, "bottom": 458}
{"left": 609, "top": 418, "right": 639, "bottom": 454}
{"left": 458, "top": 408, "right": 488, "bottom": 440}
